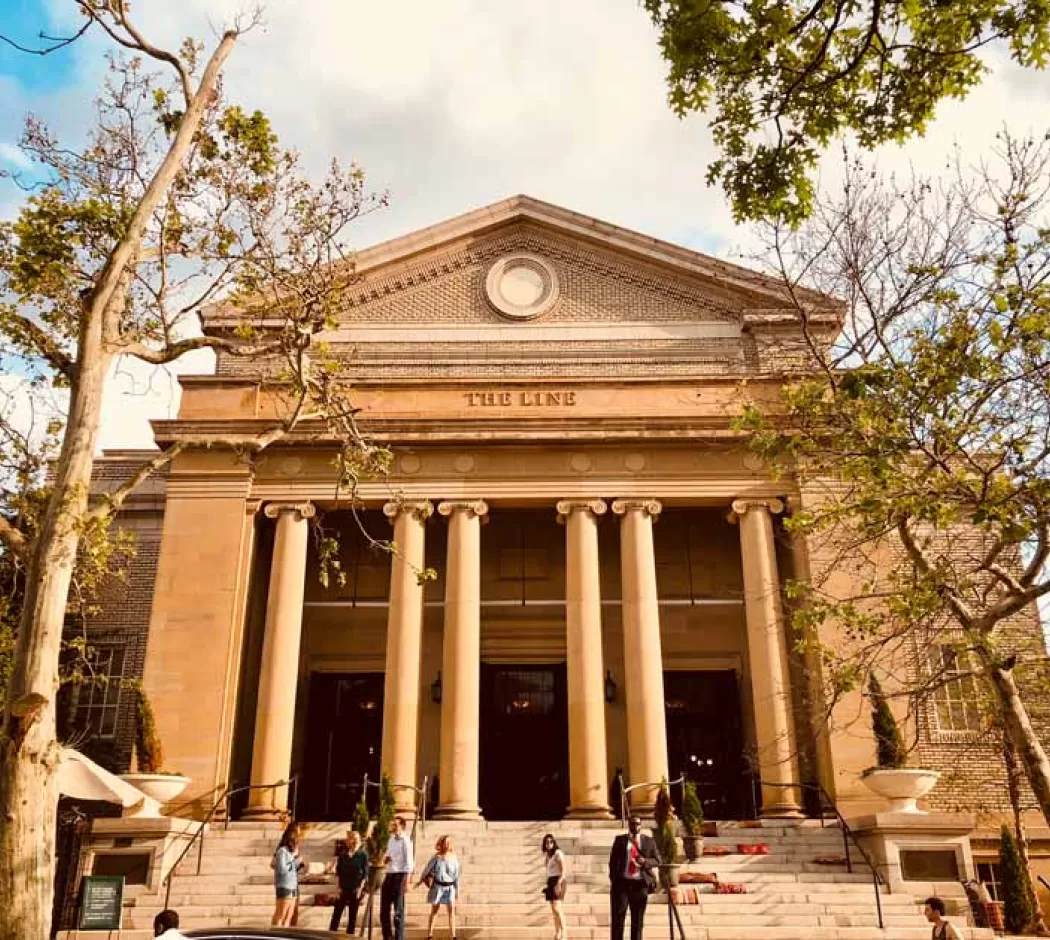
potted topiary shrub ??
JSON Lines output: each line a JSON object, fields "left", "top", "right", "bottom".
{"left": 120, "top": 686, "right": 190, "bottom": 804}
{"left": 680, "top": 779, "right": 704, "bottom": 862}
{"left": 860, "top": 674, "right": 939, "bottom": 813}
{"left": 653, "top": 780, "right": 681, "bottom": 889}
{"left": 365, "top": 773, "right": 396, "bottom": 891}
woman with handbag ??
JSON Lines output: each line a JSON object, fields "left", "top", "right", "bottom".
{"left": 418, "top": 834, "right": 460, "bottom": 940}
{"left": 541, "top": 833, "right": 567, "bottom": 940}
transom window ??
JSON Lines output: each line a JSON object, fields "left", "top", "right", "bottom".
{"left": 927, "top": 645, "right": 983, "bottom": 733}
{"left": 71, "top": 645, "right": 128, "bottom": 739}
{"left": 492, "top": 669, "right": 555, "bottom": 716}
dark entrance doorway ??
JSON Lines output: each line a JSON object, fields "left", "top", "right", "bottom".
{"left": 300, "top": 672, "right": 384, "bottom": 821}
{"left": 664, "top": 670, "right": 752, "bottom": 820}
{"left": 480, "top": 664, "right": 569, "bottom": 820}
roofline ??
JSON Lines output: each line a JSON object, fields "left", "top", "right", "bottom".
{"left": 201, "top": 195, "right": 841, "bottom": 326}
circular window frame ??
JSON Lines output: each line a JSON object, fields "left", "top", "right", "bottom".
{"left": 484, "top": 254, "right": 560, "bottom": 321}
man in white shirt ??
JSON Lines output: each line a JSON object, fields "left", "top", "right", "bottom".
{"left": 381, "top": 817, "right": 415, "bottom": 940}
{"left": 153, "top": 909, "right": 187, "bottom": 939}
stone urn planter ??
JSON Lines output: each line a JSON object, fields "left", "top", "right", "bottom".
{"left": 659, "top": 862, "right": 681, "bottom": 890}
{"left": 682, "top": 835, "right": 704, "bottom": 862}
{"left": 861, "top": 769, "right": 940, "bottom": 814}
{"left": 120, "top": 772, "right": 190, "bottom": 805}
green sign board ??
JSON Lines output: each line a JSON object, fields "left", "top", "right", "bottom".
{"left": 79, "top": 874, "right": 124, "bottom": 930}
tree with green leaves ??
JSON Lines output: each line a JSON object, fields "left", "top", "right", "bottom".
{"left": 0, "top": 4, "right": 390, "bottom": 936}
{"left": 643, "top": 0, "right": 1050, "bottom": 223}
{"left": 738, "top": 132, "right": 1050, "bottom": 831}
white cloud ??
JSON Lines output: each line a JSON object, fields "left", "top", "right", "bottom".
{"left": 0, "top": 142, "right": 32, "bottom": 171}
{"left": 7, "top": 1, "right": 1050, "bottom": 450}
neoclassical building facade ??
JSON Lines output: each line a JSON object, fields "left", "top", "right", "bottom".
{"left": 81, "top": 196, "right": 1045, "bottom": 835}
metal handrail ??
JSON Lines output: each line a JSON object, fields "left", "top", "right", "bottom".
{"left": 162, "top": 776, "right": 298, "bottom": 910}
{"left": 360, "top": 773, "right": 429, "bottom": 853}
{"left": 754, "top": 778, "right": 885, "bottom": 930}
{"left": 617, "top": 772, "right": 687, "bottom": 825}
{"left": 615, "top": 772, "right": 688, "bottom": 940}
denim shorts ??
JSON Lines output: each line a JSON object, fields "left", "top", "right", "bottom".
{"left": 276, "top": 887, "right": 298, "bottom": 900}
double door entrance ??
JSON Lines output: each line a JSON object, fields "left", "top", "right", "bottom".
{"left": 297, "top": 666, "right": 748, "bottom": 821}
{"left": 479, "top": 664, "right": 569, "bottom": 820}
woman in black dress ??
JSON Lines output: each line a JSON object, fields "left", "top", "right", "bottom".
{"left": 541, "top": 834, "right": 567, "bottom": 940}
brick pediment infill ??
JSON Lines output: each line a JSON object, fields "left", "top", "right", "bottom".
{"left": 339, "top": 226, "right": 743, "bottom": 325}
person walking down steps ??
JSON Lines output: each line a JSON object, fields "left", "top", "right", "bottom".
{"left": 418, "top": 834, "right": 460, "bottom": 940}
{"left": 608, "top": 815, "right": 660, "bottom": 940}
{"left": 330, "top": 831, "right": 368, "bottom": 934}
{"left": 542, "top": 833, "right": 568, "bottom": 940}
{"left": 381, "top": 816, "right": 415, "bottom": 940}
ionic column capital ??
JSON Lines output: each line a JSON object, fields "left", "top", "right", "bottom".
{"left": 437, "top": 500, "right": 489, "bottom": 519}
{"left": 383, "top": 500, "right": 434, "bottom": 523}
{"left": 263, "top": 501, "right": 316, "bottom": 521}
{"left": 728, "top": 497, "right": 784, "bottom": 522}
{"left": 556, "top": 499, "right": 607, "bottom": 523}
{"left": 611, "top": 499, "right": 662, "bottom": 519}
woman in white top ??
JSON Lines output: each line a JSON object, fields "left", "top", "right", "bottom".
{"left": 541, "top": 833, "right": 567, "bottom": 940}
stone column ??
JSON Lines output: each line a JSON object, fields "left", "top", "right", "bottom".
{"left": 246, "top": 502, "right": 314, "bottom": 817}
{"left": 611, "top": 499, "right": 669, "bottom": 812}
{"left": 730, "top": 497, "right": 803, "bottom": 818}
{"left": 435, "top": 500, "right": 488, "bottom": 819}
{"left": 381, "top": 500, "right": 433, "bottom": 815}
{"left": 558, "top": 500, "right": 613, "bottom": 819}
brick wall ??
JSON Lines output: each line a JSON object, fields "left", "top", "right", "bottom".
{"left": 69, "top": 454, "right": 167, "bottom": 772}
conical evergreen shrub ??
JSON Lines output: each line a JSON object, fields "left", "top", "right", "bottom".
{"left": 868, "top": 673, "right": 906, "bottom": 769}
{"left": 1000, "top": 823, "right": 1036, "bottom": 934}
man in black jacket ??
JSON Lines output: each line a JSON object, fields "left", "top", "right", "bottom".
{"left": 608, "top": 815, "right": 661, "bottom": 940}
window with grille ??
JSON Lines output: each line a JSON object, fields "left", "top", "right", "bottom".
{"left": 927, "top": 645, "right": 983, "bottom": 732}
{"left": 71, "top": 645, "right": 128, "bottom": 739}
{"left": 493, "top": 669, "right": 556, "bottom": 716}
{"left": 977, "top": 861, "right": 1002, "bottom": 901}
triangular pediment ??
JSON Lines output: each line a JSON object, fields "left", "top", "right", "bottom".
{"left": 341, "top": 194, "right": 819, "bottom": 321}
{"left": 205, "top": 196, "right": 840, "bottom": 381}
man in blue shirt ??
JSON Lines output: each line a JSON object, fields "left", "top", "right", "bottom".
{"left": 381, "top": 817, "right": 415, "bottom": 940}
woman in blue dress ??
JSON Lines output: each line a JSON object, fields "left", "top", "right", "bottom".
{"left": 418, "top": 834, "right": 460, "bottom": 939}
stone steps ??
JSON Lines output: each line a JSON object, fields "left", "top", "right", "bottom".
{"left": 63, "top": 929, "right": 993, "bottom": 940}
{"left": 110, "top": 818, "right": 992, "bottom": 940}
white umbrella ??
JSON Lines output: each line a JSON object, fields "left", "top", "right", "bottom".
{"left": 57, "top": 748, "right": 161, "bottom": 816}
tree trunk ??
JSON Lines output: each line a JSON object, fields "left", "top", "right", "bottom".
{"left": 0, "top": 316, "right": 110, "bottom": 940}
{"left": 0, "top": 33, "right": 237, "bottom": 940}
{"left": 990, "top": 664, "right": 1050, "bottom": 834}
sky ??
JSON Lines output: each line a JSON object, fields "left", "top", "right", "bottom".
{"left": 3, "top": 0, "right": 1050, "bottom": 450}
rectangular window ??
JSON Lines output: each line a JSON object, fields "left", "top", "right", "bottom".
{"left": 927, "top": 645, "right": 983, "bottom": 732}
{"left": 72, "top": 645, "right": 128, "bottom": 740}
{"left": 977, "top": 861, "right": 1002, "bottom": 901}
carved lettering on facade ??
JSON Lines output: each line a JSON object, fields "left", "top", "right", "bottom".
{"left": 464, "top": 390, "right": 578, "bottom": 407}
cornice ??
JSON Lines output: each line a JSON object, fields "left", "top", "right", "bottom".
{"left": 149, "top": 416, "right": 761, "bottom": 446}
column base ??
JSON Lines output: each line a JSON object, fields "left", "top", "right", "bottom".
{"left": 760, "top": 803, "right": 805, "bottom": 820}
{"left": 565, "top": 803, "right": 615, "bottom": 820}
{"left": 242, "top": 805, "right": 290, "bottom": 821}
{"left": 433, "top": 804, "right": 483, "bottom": 820}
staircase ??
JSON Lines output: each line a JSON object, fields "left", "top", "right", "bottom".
{"left": 108, "top": 819, "right": 994, "bottom": 939}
